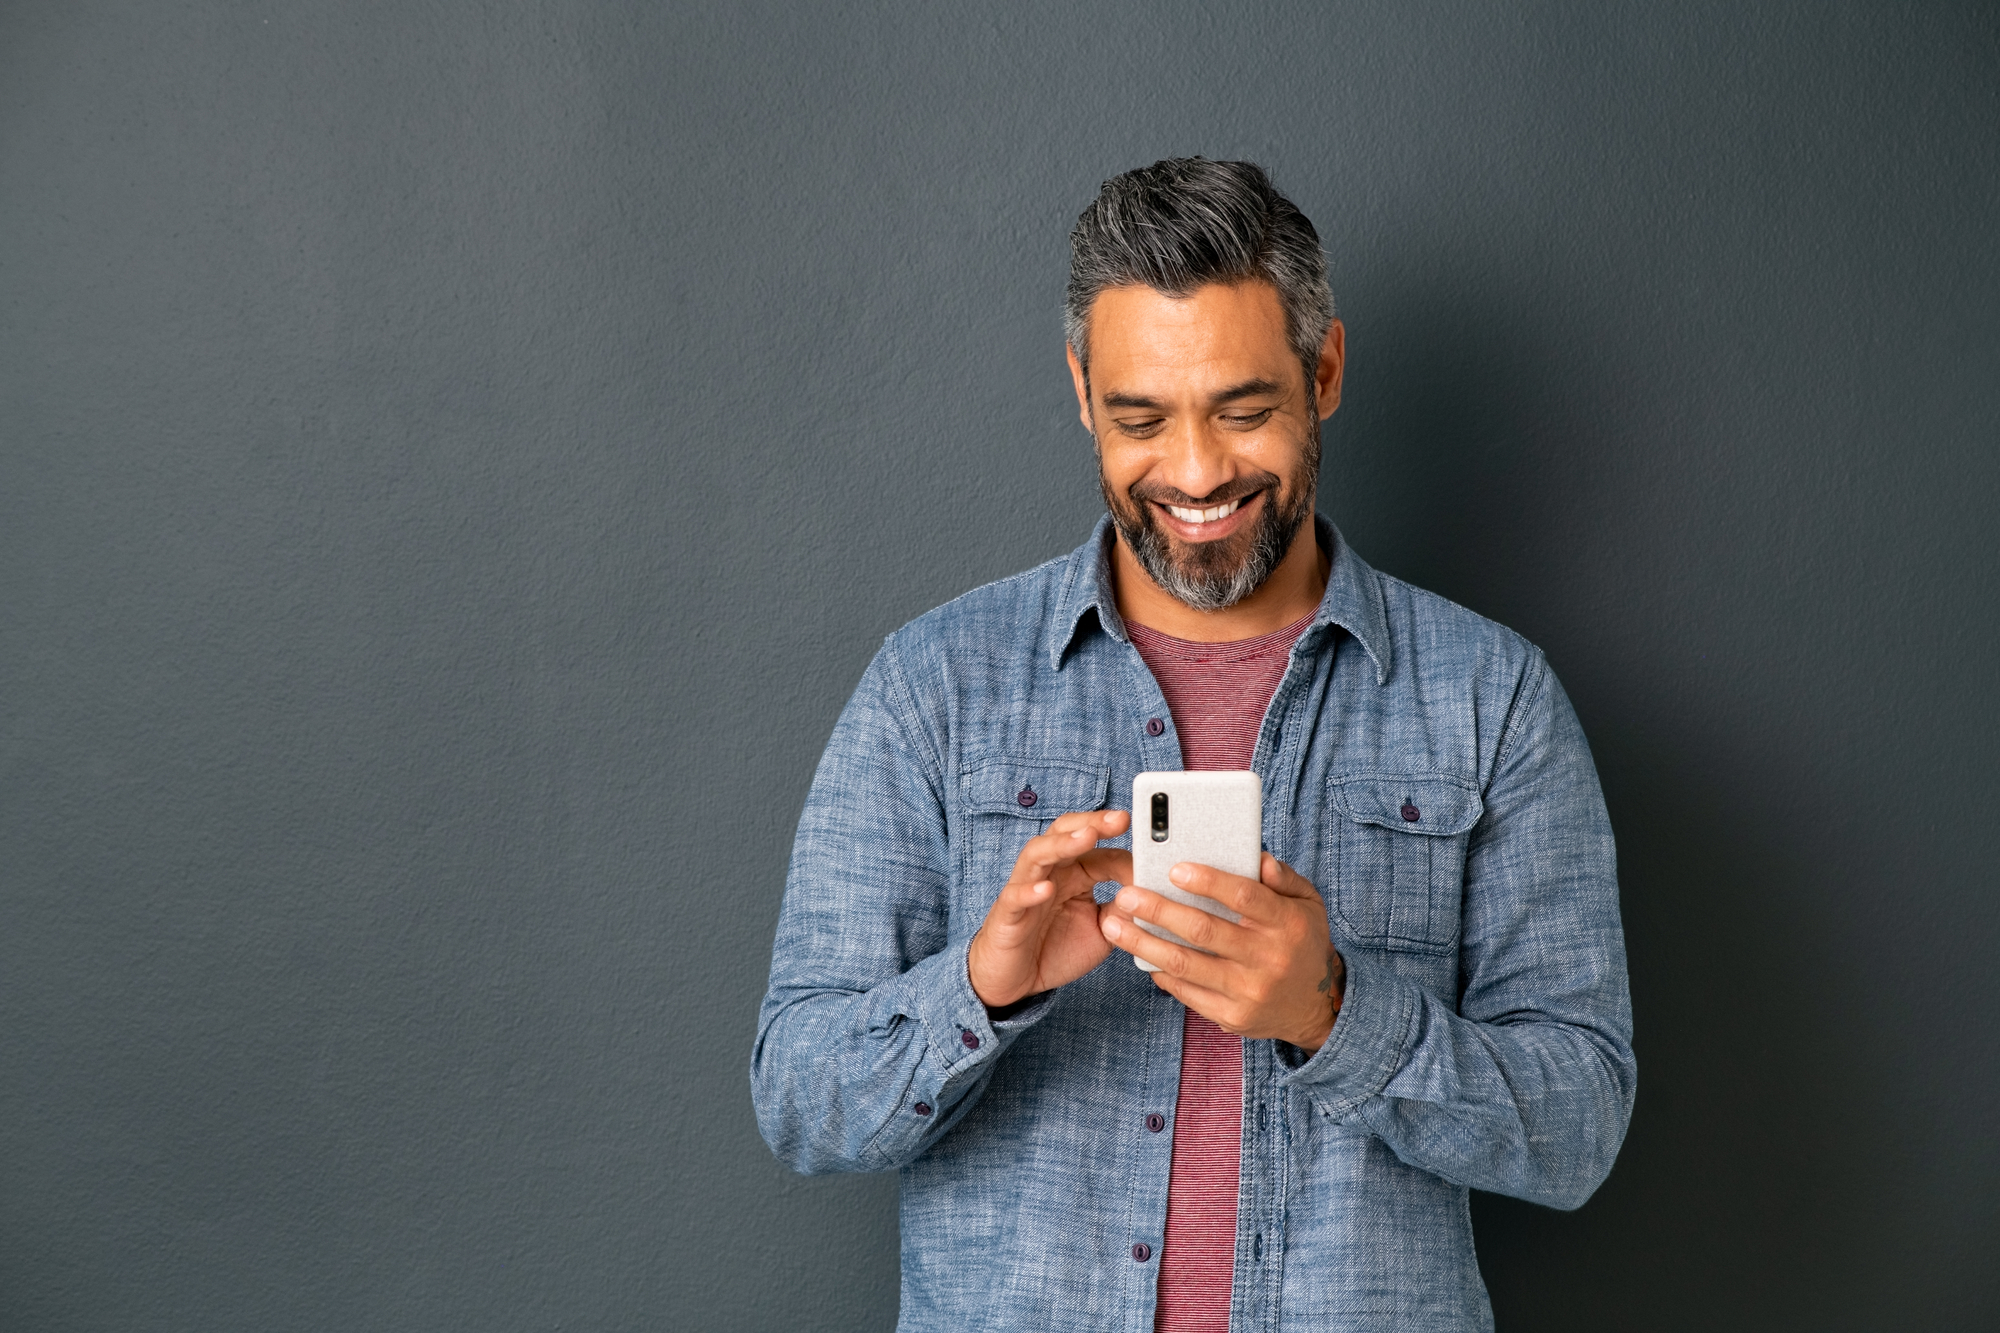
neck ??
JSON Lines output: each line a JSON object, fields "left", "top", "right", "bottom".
{"left": 1112, "top": 519, "right": 1330, "bottom": 642}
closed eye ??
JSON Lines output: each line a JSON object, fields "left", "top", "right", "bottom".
{"left": 1220, "top": 409, "right": 1275, "bottom": 429}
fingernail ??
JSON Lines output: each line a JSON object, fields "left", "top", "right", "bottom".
{"left": 1169, "top": 864, "right": 1192, "bottom": 885}
{"left": 1102, "top": 917, "right": 1122, "bottom": 940}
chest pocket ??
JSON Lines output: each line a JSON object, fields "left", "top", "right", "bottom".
{"left": 1327, "top": 774, "right": 1483, "bottom": 955}
{"left": 957, "top": 757, "right": 1112, "bottom": 896}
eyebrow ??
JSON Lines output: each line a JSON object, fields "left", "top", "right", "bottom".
{"left": 1100, "top": 377, "right": 1287, "bottom": 410}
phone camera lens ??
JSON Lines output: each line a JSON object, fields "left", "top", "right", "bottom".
{"left": 1150, "top": 792, "right": 1169, "bottom": 842}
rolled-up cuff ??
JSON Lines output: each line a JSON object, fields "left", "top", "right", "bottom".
{"left": 896, "top": 937, "right": 1050, "bottom": 1081}
{"left": 1277, "top": 949, "right": 1422, "bottom": 1120}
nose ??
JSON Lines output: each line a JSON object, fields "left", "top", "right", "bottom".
{"left": 1154, "top": 417, "right": 1238, "bottom": 502}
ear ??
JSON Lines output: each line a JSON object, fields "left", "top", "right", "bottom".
{"left": 1314, "top": 320, "right": 1346, "bottom": 420}
{"left": 1065, "top": 343, "right": 1093, "bottom": 431}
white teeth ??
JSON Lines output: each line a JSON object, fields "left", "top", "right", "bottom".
{"left": 1166, "top": 497, "right": 1243, "bottom": 525}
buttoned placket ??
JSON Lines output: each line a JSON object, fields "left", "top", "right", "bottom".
{"left": 1117, "top": 637, "right": 1185, "bottom": 1330}
{"left": 1108, "top": 614, "right": 1334, "bottom": 1333}
{"left": 1230, "top": 625, "right": 1325, "bottom": 1333}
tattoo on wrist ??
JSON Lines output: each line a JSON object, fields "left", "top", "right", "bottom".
{"left": 1317, "top": 948, "right": 1343, "bottom": 1022}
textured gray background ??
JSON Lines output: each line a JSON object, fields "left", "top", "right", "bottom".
{"left": 3, "top": 2, "right": 1997, "bottom": 1329}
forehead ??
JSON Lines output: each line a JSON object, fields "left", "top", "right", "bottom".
{"left": 1085, "top": 280, "right": 1295, "bottom": 393}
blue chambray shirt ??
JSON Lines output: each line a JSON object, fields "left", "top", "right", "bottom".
{"left": 754, "top": 516, "right": 1635, "bottom": 1332}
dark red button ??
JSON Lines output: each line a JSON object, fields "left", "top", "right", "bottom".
{"left": 1401, "top": 803, "right": 1421, "bottom": 822}
{"left": 1131, "top": 1242, "right": 1152, "bottom": 1262}
{"left": 1017, "top": 786, "right": 1037, "bottom": 808}
{"left": 1146, "top": 718, "right": 1165, "bottom": 737}
{"left": 1146, "top": 1113, "right": 1166, "bottom": 1133}
{"left": 960, "top": 1030, "right": 981, "bottom": 1050}
{"left": 913, "top": 1102, "right": 932, "bottom": 1117}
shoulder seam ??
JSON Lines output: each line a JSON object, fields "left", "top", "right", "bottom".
{"left": 1487, "top": 649, "right": 1552, "bottom": 790}
{"left": 873, "top": 637, "right": 949, "bottom": 814}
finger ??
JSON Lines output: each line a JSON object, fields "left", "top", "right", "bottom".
{"left": 1141, "top": 968, "right": 1244, "bottom": 1032}
{"left": 1072, "top": 847, "right": 1133, "bottom": 886}
{"left": 1166, "top": 860, "right": 1277, "bottom": 923}
{"left": 989, "top": 877, "right": 1058, "bottom": 933}
{"left": 1259, "top": 852, "right": 1324, "bottom": 902}
{"left": 1045, "top": 807, "right": 1117, "bottom": 835}
{"left": 1012, "top": 809, "right": 1128, "bottom": 879}
{"left": 1110, "top": 884, "right": 1248, "bottom": 958}
{"left": 1099, "top": 911, "right": 1234, "bottom": 991}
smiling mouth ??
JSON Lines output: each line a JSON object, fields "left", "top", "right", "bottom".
{"left": 1160, "top": 495, "right": 1249, "bottom": 526}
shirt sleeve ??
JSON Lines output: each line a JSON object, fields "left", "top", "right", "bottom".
{"left": 751, "top": 638, "right": 1053, "bottom": 1175}
{"left": 1278, "top": 653, "right": 1638, "bottom": 1210}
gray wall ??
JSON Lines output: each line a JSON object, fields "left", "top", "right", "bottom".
{"left": 3, "top": 2, "right": 1995, "bottom": 1328}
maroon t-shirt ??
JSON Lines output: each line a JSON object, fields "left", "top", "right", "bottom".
{"left": 1126, "top": 609, "right": 1316, "bottom": 1333}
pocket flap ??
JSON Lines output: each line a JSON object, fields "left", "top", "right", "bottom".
{"left": 961, "top": 757, "right": 1111, "bottom": 818}
{"left": 1330, "top": 774, "right": 1483, "bottom": 836}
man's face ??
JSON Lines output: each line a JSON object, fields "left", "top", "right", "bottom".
{"left": 1069, "top": 280, "right": 1342, "bottom": 611}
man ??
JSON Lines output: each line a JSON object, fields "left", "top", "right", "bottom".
{"left": 753, "top": 158, "right": 1634, "bottom": 1332}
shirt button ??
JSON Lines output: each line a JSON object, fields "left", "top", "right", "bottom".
{"left": 1131, "top": 1242, "right": 1152, "bottom": 1263}
{"left": 913, "top": 1102, "right": 932, "bottom": 1117}
{"left": 1146, "top": 717, "right": 1165, "bottom": 737}
{"left": 1401, "top": 802, "right": 1421, "bottom": 822}
{"left": 960, "top": 1030, "right": 981, "bottom": 1050}
{"left": 1146, "top": 1113, "right": 1165, "bottom": 1133}
{"left": 1017, "top": 786, "right": 1037, "bottom": 808}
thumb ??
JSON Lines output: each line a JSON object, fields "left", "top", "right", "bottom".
{"left": 1261, "top": 851, "right": 1321, "bottom": 900}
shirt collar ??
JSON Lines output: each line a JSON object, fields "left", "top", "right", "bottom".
{"left": 1047, "top": 512, "right": 1393, "bottom": 684}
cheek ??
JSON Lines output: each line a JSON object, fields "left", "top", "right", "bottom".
{"left": 1095, "top": 444, "right": 1156, "bottom": 496}
{"left": 1243, "top": 427, "right": 1311, "bottom": 475}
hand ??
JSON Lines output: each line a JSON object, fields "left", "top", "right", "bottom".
{"left": 1100, "top": 852, "right": 1345, "bottom": 1051}
{"left": 967, "top": 809, "right": 1134, "bottom": 1008}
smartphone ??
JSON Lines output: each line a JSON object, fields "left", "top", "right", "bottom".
{"left": 1129, "top": 770, "right": 1262, "bottom": 972}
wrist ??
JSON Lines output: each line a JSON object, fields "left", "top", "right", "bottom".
{"left": 1290, "top": 1004, "right": 1337, "bottom": 1053}
{"left": 965, "top": 929, "right": 1022, "bottom": 1008}
{"left": 1290, "top": 947, "right": 1345, "bottom": 1051}
{"left": 984, "top": 990, "right": 1047, "bottom": 1021}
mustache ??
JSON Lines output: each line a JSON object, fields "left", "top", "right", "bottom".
{"left": 1126, "top": 474, "right": 1278, "bottom": 510}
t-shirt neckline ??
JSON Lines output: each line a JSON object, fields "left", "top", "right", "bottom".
{"left": 1124, "top": 608, "right": 1318, "bottom": 664}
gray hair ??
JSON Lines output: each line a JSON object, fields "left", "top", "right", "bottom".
{"left": 1065, "top": 158, "right": 1334, "bottom": 389}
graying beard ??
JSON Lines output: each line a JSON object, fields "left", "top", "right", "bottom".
{"left": 1120, "top": 506, "right": 1292, "bottom": 611}
{"left": 1097, "top": 412, "right": 1319, "bottom": 613}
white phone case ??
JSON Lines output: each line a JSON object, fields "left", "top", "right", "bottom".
{"left": 1129, "top": 770, "right": 1262, "bottom": 972}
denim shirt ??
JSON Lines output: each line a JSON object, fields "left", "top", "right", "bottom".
{"left": 753, "top": 516, "right": 1635, "bottom": 1333}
